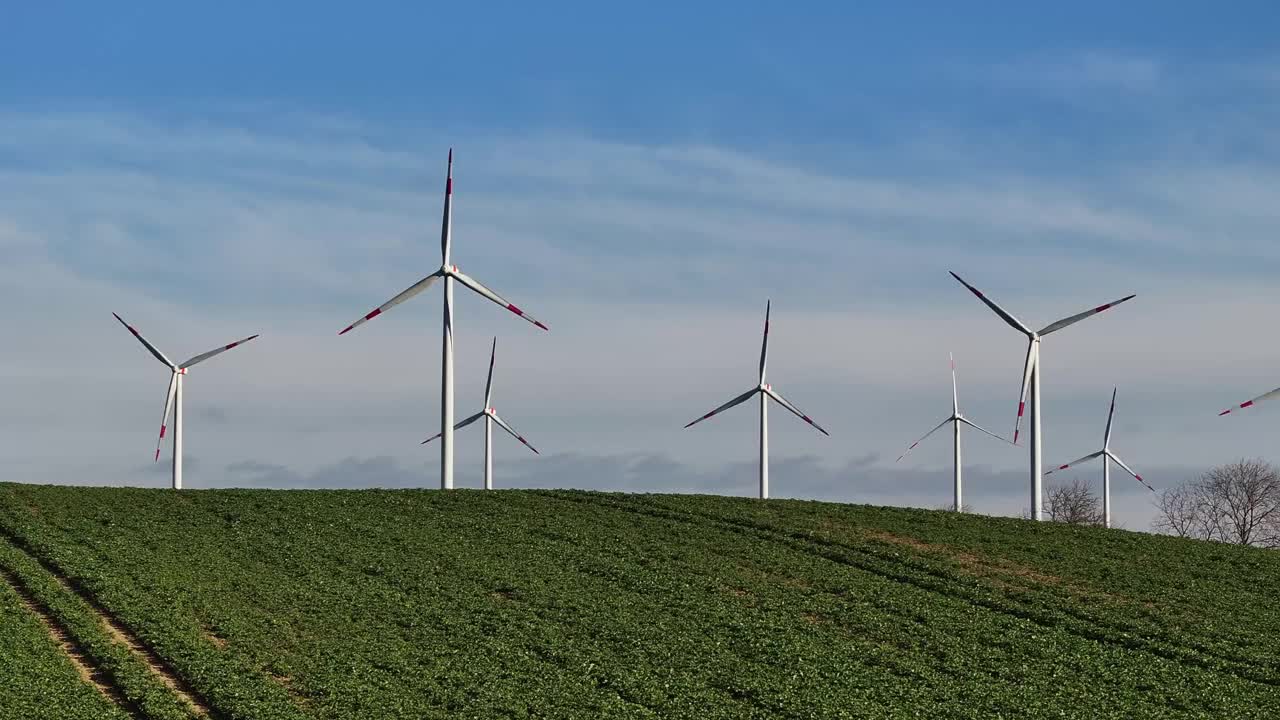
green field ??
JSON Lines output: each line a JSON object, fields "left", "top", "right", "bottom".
{"left": 0, "top": 482, "right": 1277, "bottom": 719}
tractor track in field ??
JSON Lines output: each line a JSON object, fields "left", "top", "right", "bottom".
{"left": 544, "top": 491, "right": 1280, "bottom": 689}
{"left": 0, "top": 563, "right": 144, "bottom": 719}
{"left": 0, "top": 527, "right": 217, "bottom": 719}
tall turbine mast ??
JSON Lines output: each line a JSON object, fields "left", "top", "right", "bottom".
{"left": 339, "top": 150, "right": 548, "bottom": 490}
{"left": 895, "top": 354, "right": 1011, "bottom": 512}
{"left": 112, "top": 313, "right": 258, "bottom": 490}
{"left": 684, "top": 300, "right": 829, "bottom": 499}
{"left": 949, "top": 272, "right": 1135, "bottom": 520}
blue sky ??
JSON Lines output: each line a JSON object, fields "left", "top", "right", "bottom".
{"left": 3, "top": 3, "right": 1280, "bottom": 529}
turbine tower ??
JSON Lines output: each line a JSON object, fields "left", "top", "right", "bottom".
{"left": 1045, "top": 387, "right": 1154, "bottom": 528}
{"left": 338, "top": 150, "right": 548, "bottom": 490}
{"left": 112, "top": 313, "right": 258, "bottom": 490}
{"left": 895, "top": 354, "right": 1011, "bottom": 512}
{"left": 684, "top": 300, "right": 829, "bottom": 499}
{"left": 949, "top": 272, "right": 1135, "bottom": 521}
{"left": 422, "top": 338, "right": 538, "bottom": 489}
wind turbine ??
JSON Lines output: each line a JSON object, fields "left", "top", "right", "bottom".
{"left": 421, "top": 338, "right": 538, "bottom": 489}
{"left": 1218, "top": 386, "right": 1280, "bottom": 416}
{"left": 684, "top": 300, "right": 829, "bottom": 499}
{"left": 895, "top": 354, "right": 1012, "bottom": 512}
{"left": 1045, "top": 387, "right": 1154, "bottom": 528}
{"left": 338, "top": 150, "right": 548, "bottom": 490}
{"left": 111, "top": 313, "right": 258, "bottom": 490}
{"left": 949, "top": 272, "right": 1135, "bottom": 520}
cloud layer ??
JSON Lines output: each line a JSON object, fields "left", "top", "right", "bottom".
{"left": 3, "top": 55, "right": 1279, "bottom": 534}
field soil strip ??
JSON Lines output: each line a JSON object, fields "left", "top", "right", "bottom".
{"left": 0, "top": 564, "right": 142, "bottom": 719}
{"left": 0, "top": 531, "right": 215, "bottom": 718}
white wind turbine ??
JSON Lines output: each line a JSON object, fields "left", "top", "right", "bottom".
{"left": 112, "top": 313, "right": 258, "bottom": 490}
{"left": 949, "top": 272, "right": 1135, "bottom": 520}
{"left": 338, "top": 150, "right": 548, "bottom": 490}
{"left": 421, "top": 338, "right": 538, "bottom": 490}
{"left": 895, "top": 354, "right": 1012, "bottom": 512}
{"left": 684, "top": 300, "right": 829, "bottom": 499}
{"left": 1045, "top": 387, "right": 1154, "bottom": 528}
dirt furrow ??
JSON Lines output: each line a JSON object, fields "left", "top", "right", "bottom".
{"left": 0, "top": 564, "right": 143, "bottom": 719}
{"left": 0, "top": 528, "right": 216, "bottom": 718}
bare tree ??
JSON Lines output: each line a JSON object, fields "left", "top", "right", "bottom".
{"left": 1152, "top": 459, "right": 1280, "bottom": 548}
{"left": 1153, "top": 483, "right": 1199, "bottom": 538}
{"left": 1201, "top": 459, "right": 1280, "bottom": 547}
{"left": 1045, "top": 479, "right": 1104, "bottom": 526}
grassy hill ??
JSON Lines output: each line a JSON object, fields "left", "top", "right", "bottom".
{"left": 0, "top": 483, "right": 1277, "bottom": 719}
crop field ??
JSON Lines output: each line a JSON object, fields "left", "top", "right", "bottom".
{"left": 0, "top": 483, "right": 1277, "bottom": 719}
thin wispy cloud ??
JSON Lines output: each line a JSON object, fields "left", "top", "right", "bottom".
{"left": 2, "top": 51, "right": 1279, "bottom": 534}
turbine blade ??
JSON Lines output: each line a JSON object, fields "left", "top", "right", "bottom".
{"left": 949, "top": 272, "right": 1033, "bottom": 336}
{"left": 1218, "top": 386, "right": 1280, "bottom": 416}
{"left": 1044, "top": 450, "right": 1104, "bottom": 476}
{"left": 950, "top": 353, "right": 959, "bottom": 416}
{"left": 759, "top": 299, "right": 770, "bottom": 385}
{"left": 484, "top": 337, "right": 497, "bottom": 408}
{"left": 895, "top": 417, "right": 951, "bottom": 463}
{"left": 1103, "top": 387, "right": 1117, "bottom": 448}
{"left": 1037, "top": 294, "right": 1136, "bottom": 336}
{"left": 491, "top": 412, "right": 539, "bottom": 454}
{"left": 764, "top": 387, "right": 830, "bottom": 436}
{"left": 452, "top": 269, "right": 548, "bottom": 331}
{"left": 441, "top": 148, "right": 453, "bottom": 265}
{"left": 1107, "top": 451, "right": 1155, "bottom": 492}
{"left": 338, "top": 272, "right": 442, "bottom": 336}
{"left": 154, "top": 374, "right": 178, "bottom": 462}
{"left": 180, "top": 334, "right": 259, "bottom": 369}
{"left": 112, "top": 313, "right": 174, "bottom": 368}
{"left": 684, "top": 388, "right": 758, "bottom": 429}
{"left": 421, "top": 411, "right": 485, "bottom": 444}
{"left": 958, "top": 417, "right": 1013, "bottom": 445}
{"left": 1013, "top": 340, "right": 1037, "bottom": 445}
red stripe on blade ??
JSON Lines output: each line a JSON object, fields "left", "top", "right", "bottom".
{"left": 160, "top": 425, "right": 166, "bottom": 438}
{"left": 1094, "top": 303, "right": 1112, "bottom": 313}
{"left": 365, "top": 308, "right": 382, "bottom": 321}
{"left": 506, "top": 304, "right": 524, "bottom": 316}
{"left": 1219, "top": 409, "right": 1232, "bottom": 416}
{"left": 1017, "top": 401, "right": 1026, "bottom": 417}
